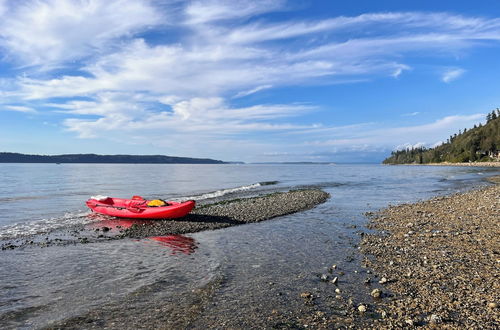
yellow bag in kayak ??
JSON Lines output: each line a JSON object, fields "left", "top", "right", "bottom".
{"left": 147, "top": 199, "right": 167, "bottom": 207}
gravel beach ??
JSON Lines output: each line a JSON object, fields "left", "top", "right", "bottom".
{"left": 361, "top": 176, "right": 500, "bottom": 328}
{"left": 121, "top": 189, "right": 330, "bottom": 238}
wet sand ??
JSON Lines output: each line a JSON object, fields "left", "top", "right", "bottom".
{"left": 361, "top": 176, "right": 500, "bottom": 328}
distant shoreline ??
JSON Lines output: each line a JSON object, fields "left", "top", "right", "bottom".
{"left": 0, "top": 152, "right": 226, "bottom": 164}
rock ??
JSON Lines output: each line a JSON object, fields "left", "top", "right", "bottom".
{"left": 371, "top": 288, "right": 382, "bottom": 298}
{"left": 358, "top": 304, "right": 367, "bottom": 313}
{"left": 320, "top": 274, "right": 329, "bottom": 281}
{"left": 331, "top": 277, "right": 338, "bottom": 285}
{"left": 300, "top": 292, "right": 312, "bottom": 299}
{"left": 379, "top": 277, "right": 388, "bottom": 284}
{"left": 429, "top": 314, "right": 442, "bottom": 324}
{"left": 335, "top": 288, "right": 341, "bottom": 294}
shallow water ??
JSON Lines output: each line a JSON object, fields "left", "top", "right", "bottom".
{"left": 0, "top": 164, "right": 498, "bottom": 328}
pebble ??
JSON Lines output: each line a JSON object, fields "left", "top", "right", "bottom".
{"left": 429, "top": 314, "right": 442, "bottom": 324}
{"left": 378, "top": 277, "right": 388, "bottom": 284}
{"left": 331, "top": 277, "right": 338, "bottom": 285}
{"left": 300, "top": 292, "right": 312, "bottom": 299}
{"left": 370, "top": 289, "right": 382, "bottom": 298}
{"left": 358, "top": 305, "right": 367, "bottom": 313}
{"left": 487, "top": 302, "right": 497, "bottom": 309}
{"left": 320, "top": 274, "right": 329, "bottom": 282}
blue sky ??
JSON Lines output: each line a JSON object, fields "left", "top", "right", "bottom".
{"left": 1, "top": 0, "right": 500, "bottom": 163}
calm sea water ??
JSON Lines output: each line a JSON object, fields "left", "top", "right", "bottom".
{"left": 0, "top": 164, "right": 498, "bottom": 328}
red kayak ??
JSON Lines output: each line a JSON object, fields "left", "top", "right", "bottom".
{"left": 86, "top": 196, "right": 195, "bottom": 219}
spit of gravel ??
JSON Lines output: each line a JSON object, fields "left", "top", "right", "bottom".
{"left": 121, "top": 189, "right": 330, "bottom": 238}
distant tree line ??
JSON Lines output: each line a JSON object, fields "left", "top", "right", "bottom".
{"left": 383, "top": 109, "right": 500, "bottom": 164}
{"left": 0, "top": 153, "right": 226, "bottom": 164}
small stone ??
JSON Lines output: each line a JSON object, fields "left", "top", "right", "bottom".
{"left": 335, "top": 288, "right": 341, "bottom": 294}
{"left": 331, "top": 277, "right": 338, "bottom": 285}
{"left": 300, "top": 292, "right": 312, "bottom": 299}
{"left": 320, "top": 274, "right": 329, "bottom": 281}
{"left": 429, "top": 314, "right": 442, "bottom": 324}
{"left": 358, "top": 304, "right": 367, "bottom": 313}
{"left": 380, "top": 310, "right": 387, "bottom": 318}
{"left": 364, "top": 277, "right": 371, "bottom": 284}
{"left": 379, "top": 277, "right": 388, "bottom": 284}
{"left": 331, "top": 264, "right": 337, "bottom": 269}
{"left": 315, "top": 311, "right": 325, "bottom": 317}
{"left": 371, "top": 288, "right": 382, "bottom": 298}
{"left": 487, "top": 302, "right": 498, "bottom": 309}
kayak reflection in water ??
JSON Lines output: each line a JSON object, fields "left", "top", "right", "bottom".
{"left": 148, "top": 235, "right": 198, "bottom": 255}
{"left": 86, "top": 216, "right": 154, "bottom": 232}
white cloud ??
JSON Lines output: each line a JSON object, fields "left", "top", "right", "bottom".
{"left": 442, "top": 68, "right": 466, "bottom": 83}
{"left": 59, "top": 94, "right": 316, "bottom": 139}
{"left": 395, "top": 142, "right": 426, "bottom": 151}
{"left": 2, "top": 105, "right": 37, "bottom": 113}
{"left": 184, "top": 0, "right": 285, "bottom": 25}
{"left": 0, "top": 0, "right": 161, "bottom": 68}
{"left": 304, "top": 114, "right": 484, "bottom": 151}
{"left": 234, "top": 85, "right": 273, "bottom": 98}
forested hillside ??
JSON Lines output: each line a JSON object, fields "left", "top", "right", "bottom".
{"left": 383, "top": 109, "right": 500, "bottom": 164}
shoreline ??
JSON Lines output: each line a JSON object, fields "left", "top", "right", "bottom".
{"left": 387, "top": 161, "right": 500, "bottom": 167}
{"left": 361, "top": 176, "right": 500, "bottom": 328}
